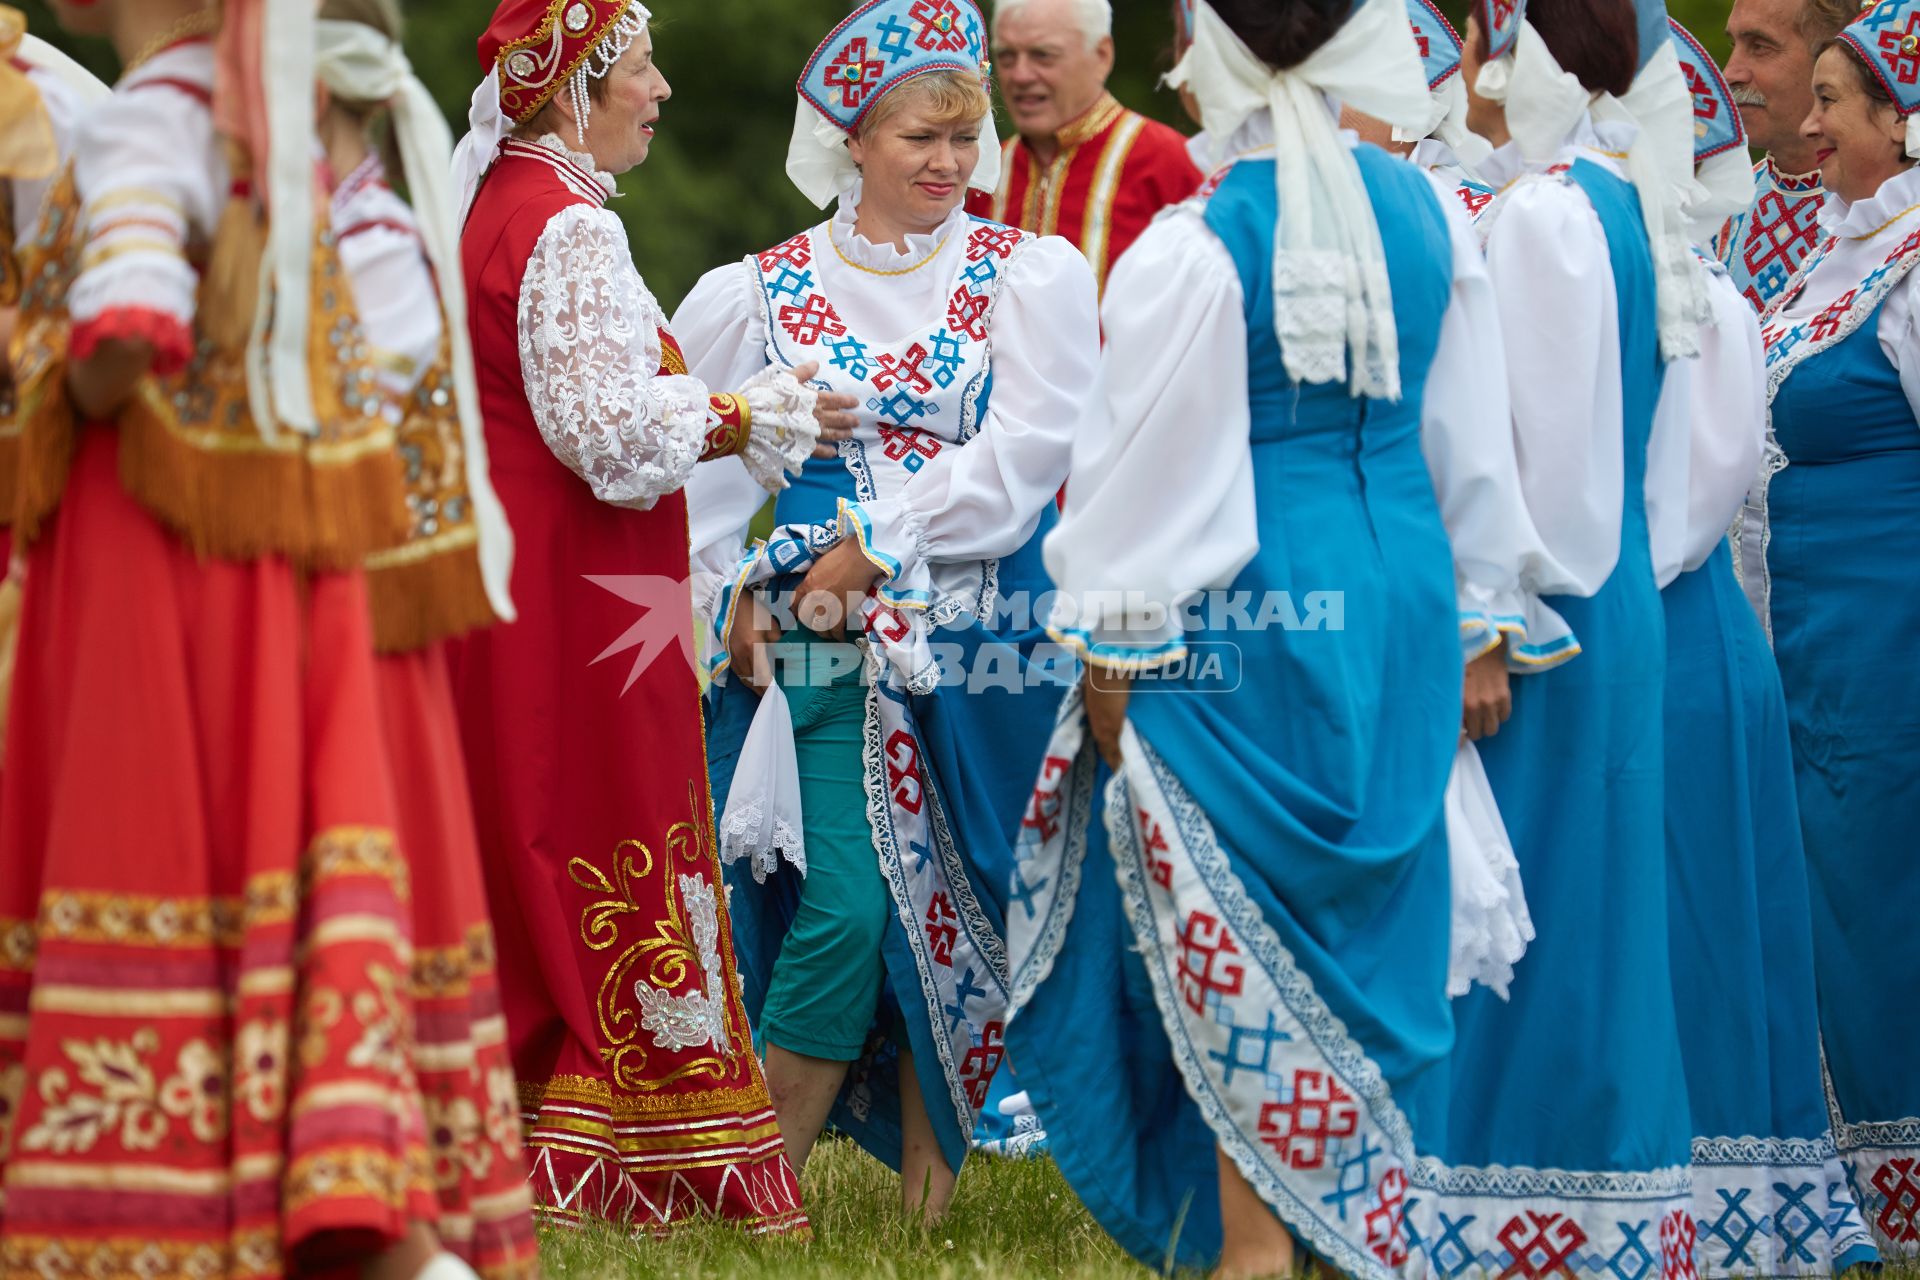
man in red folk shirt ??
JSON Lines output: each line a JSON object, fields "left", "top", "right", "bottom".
{"left": 970, "top": 0, "right": 1202, "bottom": 298}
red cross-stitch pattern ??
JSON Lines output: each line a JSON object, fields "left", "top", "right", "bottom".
{"left": 1176, "top": 911, "right": 1244, "bottom": 1014}
{"left": 872, "top": 346, "right": 934, "bottom": 395}
{"left": 1456, "top": 186, "right": 1493, "bottom": 217}
{"left": 1366, "top": 1167, "right": 1411, "bottom": 1266}
{"left": 1872, "top": 1158, "right": 1920, "bottom": 1244}
{"left": 1878, "top": 15, "right": 1920, "bottom": 85}
{"left": 948, "top": 286, "right": 991, "bottom": 341}
{"left": 1257, "top": 1070, "right": 1359, "bottom": 1170}
{"left": 967, "top": 225, "right": 1024, "bottom": 262}
{"left": 757, "top": 233, "right": 812, "bottom": 272}
{"left": 1743, "top": 191, "right": 1823, "bottom": 278}
{"left": 1886, "top": 227, "right": 1920, "bottom": 264}
{"left": 1681, "top": 60, "right": 1720, "bottom": 122}
{"left": 886, "top": 728, "right": 925, "bottom": 814}
{"left": 1495, "top": 1212, "right": 1589, "bottom": 1280}
{"left": 958, "top": 1022, "right": 1005, "bottom": 1107}
{"left": 1022, "top": 757, "right": 1072, "bottom": 843}
{"left": 1489, "top": 0, "right": 1517, "bottom": 36}
{"left": 1138, "top": 807, "right": 1174, "bottom": 890}
{"left": 865, "top": 592, "right": 914, "bottom": 645}
{"left": 878, "top": 424, "right": 943, "bottom": 463}
{"left": 925, "top": 892, "right": 959, "bottom": 966}
{"left": 910, "top": 0, "right": 970, "bottom": 52}
{"left": 778, "top": 295, "right": 847, "bottom": 345}
{"left": 1660, "top": 1207, "right": 1700, "bottom": 1280}
{"left": 825, "top": 37, "right": 886, "bottom": 109}
{"left": 1809, "top": 290, "right": 1858, "bottom": 342}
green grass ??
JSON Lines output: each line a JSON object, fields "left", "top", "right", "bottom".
{"left": 538, "top": 1137, "right": 1152, "bottom": 1279}
{"left": 538, "top": 1139, "right": 1920, "bottom": 1280}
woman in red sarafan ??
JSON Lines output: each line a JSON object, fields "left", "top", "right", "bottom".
{"left": 448, "top": 0, "right": 850, "bottom": 1235}
{"left": 0, "top": 2, "right": 531, "bottom": 1277}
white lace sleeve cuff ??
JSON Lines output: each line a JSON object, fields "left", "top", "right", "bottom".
{"left": 735, "top": 364, "right": 821, "bottom": 491}
{"left": 517, "top": 203, "right": 715, "bottom": 509}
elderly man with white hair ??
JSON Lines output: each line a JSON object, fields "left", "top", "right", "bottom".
{"left": 968, "top": 0, "right": 1201, "bottom": 297}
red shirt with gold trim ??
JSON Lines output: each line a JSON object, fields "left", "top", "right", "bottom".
{"left": 966, "top": 93, "right": 1203, "bottom": 298}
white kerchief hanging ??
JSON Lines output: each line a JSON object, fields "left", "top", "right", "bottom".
{"left": 1604, "top": 40, "right": 1708, "bottom": 359}
{"left": 315, "top": 19, "right": 518, "bottom": 625}
{"left": 254, "top": 0, "right": 319, "bottom": 437}
{"left": 452, "top": 73, "right": 507, "bottom": 225}
{"left": 1476, "top": 20, "right": 1590, "bottom": 164}
{"left": 1169, "top": 0, "right": 1431, "bottom": 400}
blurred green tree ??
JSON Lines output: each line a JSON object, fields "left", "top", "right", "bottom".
{"left": 12, "top": 0, "right": 1736, "bottom": 308}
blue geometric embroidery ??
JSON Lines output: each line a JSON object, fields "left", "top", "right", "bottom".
{"left": 1703, "top": 1188, "right": 1762, "bottom": 1267}
{"left": 944, "top": 965, "right": 986, "bottom": 1032}
{"left": 869, "top": 387, "right": 937, "bottom": 424}
{"left": 768, "top": 264, "right": 815, "bottom": 301}
{"left": 1008, "top": 864, "right": 1050, "bottom": 920}
{"left": 827, "top": 335, "right": 873, "bottom": 379}
{"left": 923, "top": 331, "right": 966, "bottom": 388}
{"left": 1207, "top": 1008, "right": 1293, "bottom": 1088}
{"left": 1321, "top": 1133, "right": 1383, "bottom": 1222}
{"left": 1773, "top": 1180, "right": 1822, "bottom": 1265}
{"left": 1604, "top": 1220, "right": 1656, "bottom": 1280}
{"left": 876, "top": 14, "right": 914, "bottom": 58}
{"left": 1427, "top": 1212, "right": 1480, "bottom": 1279}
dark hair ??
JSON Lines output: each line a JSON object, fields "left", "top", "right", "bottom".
{"left": 1206, "top": 0, "right": 1351, "bottom": 71}
{"left": 1823, "top": 36, "right": 1898, "bottom": 107}
{"left": 1474, "top": 0, "right": 1639, "bottom": 96}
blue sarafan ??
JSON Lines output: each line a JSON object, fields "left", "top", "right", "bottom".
{"left": 1005, "top": 145, "right": 1465, "bottom": 1280}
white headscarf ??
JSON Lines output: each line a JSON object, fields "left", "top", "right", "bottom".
{"left": 784, "top": 82, "right": 1002, "bottom": 211}
{"left": 1170, "top": 0, "right": 1432, "bottom": 400}
{"left": 1479, "top": 20, "right": 1706, "bottom": 359}
{"left": 315, "top": 19, "right": 517, "bottom": 624}
{"left": 1602, "top": 40, "right": 1709, "bottom": 359}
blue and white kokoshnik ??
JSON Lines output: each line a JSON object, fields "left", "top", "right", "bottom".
{"left": 1405, "top": 0, "right": 1462, "bottom": 90}
{"left": 1666, "top": 19, "right": 1743, "bottom": 164}
{"left": 798, "top": 0, "right": 987, "bottom": 135}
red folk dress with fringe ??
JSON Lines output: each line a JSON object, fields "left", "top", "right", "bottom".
{"left": 330, "top": 157, "right": 539, "bottom": 1276}
{"left": 451, "top": 135, "right": 803, "bottom": 1235}
{"left": 0, "top": 42, "right": 535, "bottom": 1280}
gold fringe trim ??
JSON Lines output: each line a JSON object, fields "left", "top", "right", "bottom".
{"left": 11, "top": 355, "right": 74, "bottom": 548}
{"left": 112, "top": 389, "right": 410, "bottom": 570}
{"left": 366, "top": 538, "right": 496, "bottom": 654}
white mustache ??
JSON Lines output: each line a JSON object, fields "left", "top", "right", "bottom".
{"left": 1731, "top": 85, "right": 1768, "bottom": 107}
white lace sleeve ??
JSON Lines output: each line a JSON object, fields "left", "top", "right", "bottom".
{"left": 517, "top": 203, "right": 714, "bottom": 509}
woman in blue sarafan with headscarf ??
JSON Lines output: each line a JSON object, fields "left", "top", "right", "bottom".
{"left": 674, "top": 0, "right": 1101, "bottom": 1222}
{"left": 998, "top": 0, "right": 1582, "bottom": 1270}
{"left": 1654, "top": 21, "right": 1878, "bottom": 1275}
{"left": 1410, "top": 0, "right": 1710, "bottom": 1272}
{"left": 1733, "top": 0, "right": 1920, "bottom": 1258}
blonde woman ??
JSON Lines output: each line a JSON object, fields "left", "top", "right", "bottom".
{"left": 677, "top": 0, "right": 1099, "bottom": 1220}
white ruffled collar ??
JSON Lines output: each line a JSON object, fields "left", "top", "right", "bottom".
{"left": 1819, "top": 163, "right": 1920, "bottom": 240}
{"left": 528, "top": 132, "right": 618, "bottom": 198}
{"left": 829, "top": 181, "right": 968, "bottom": 271}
